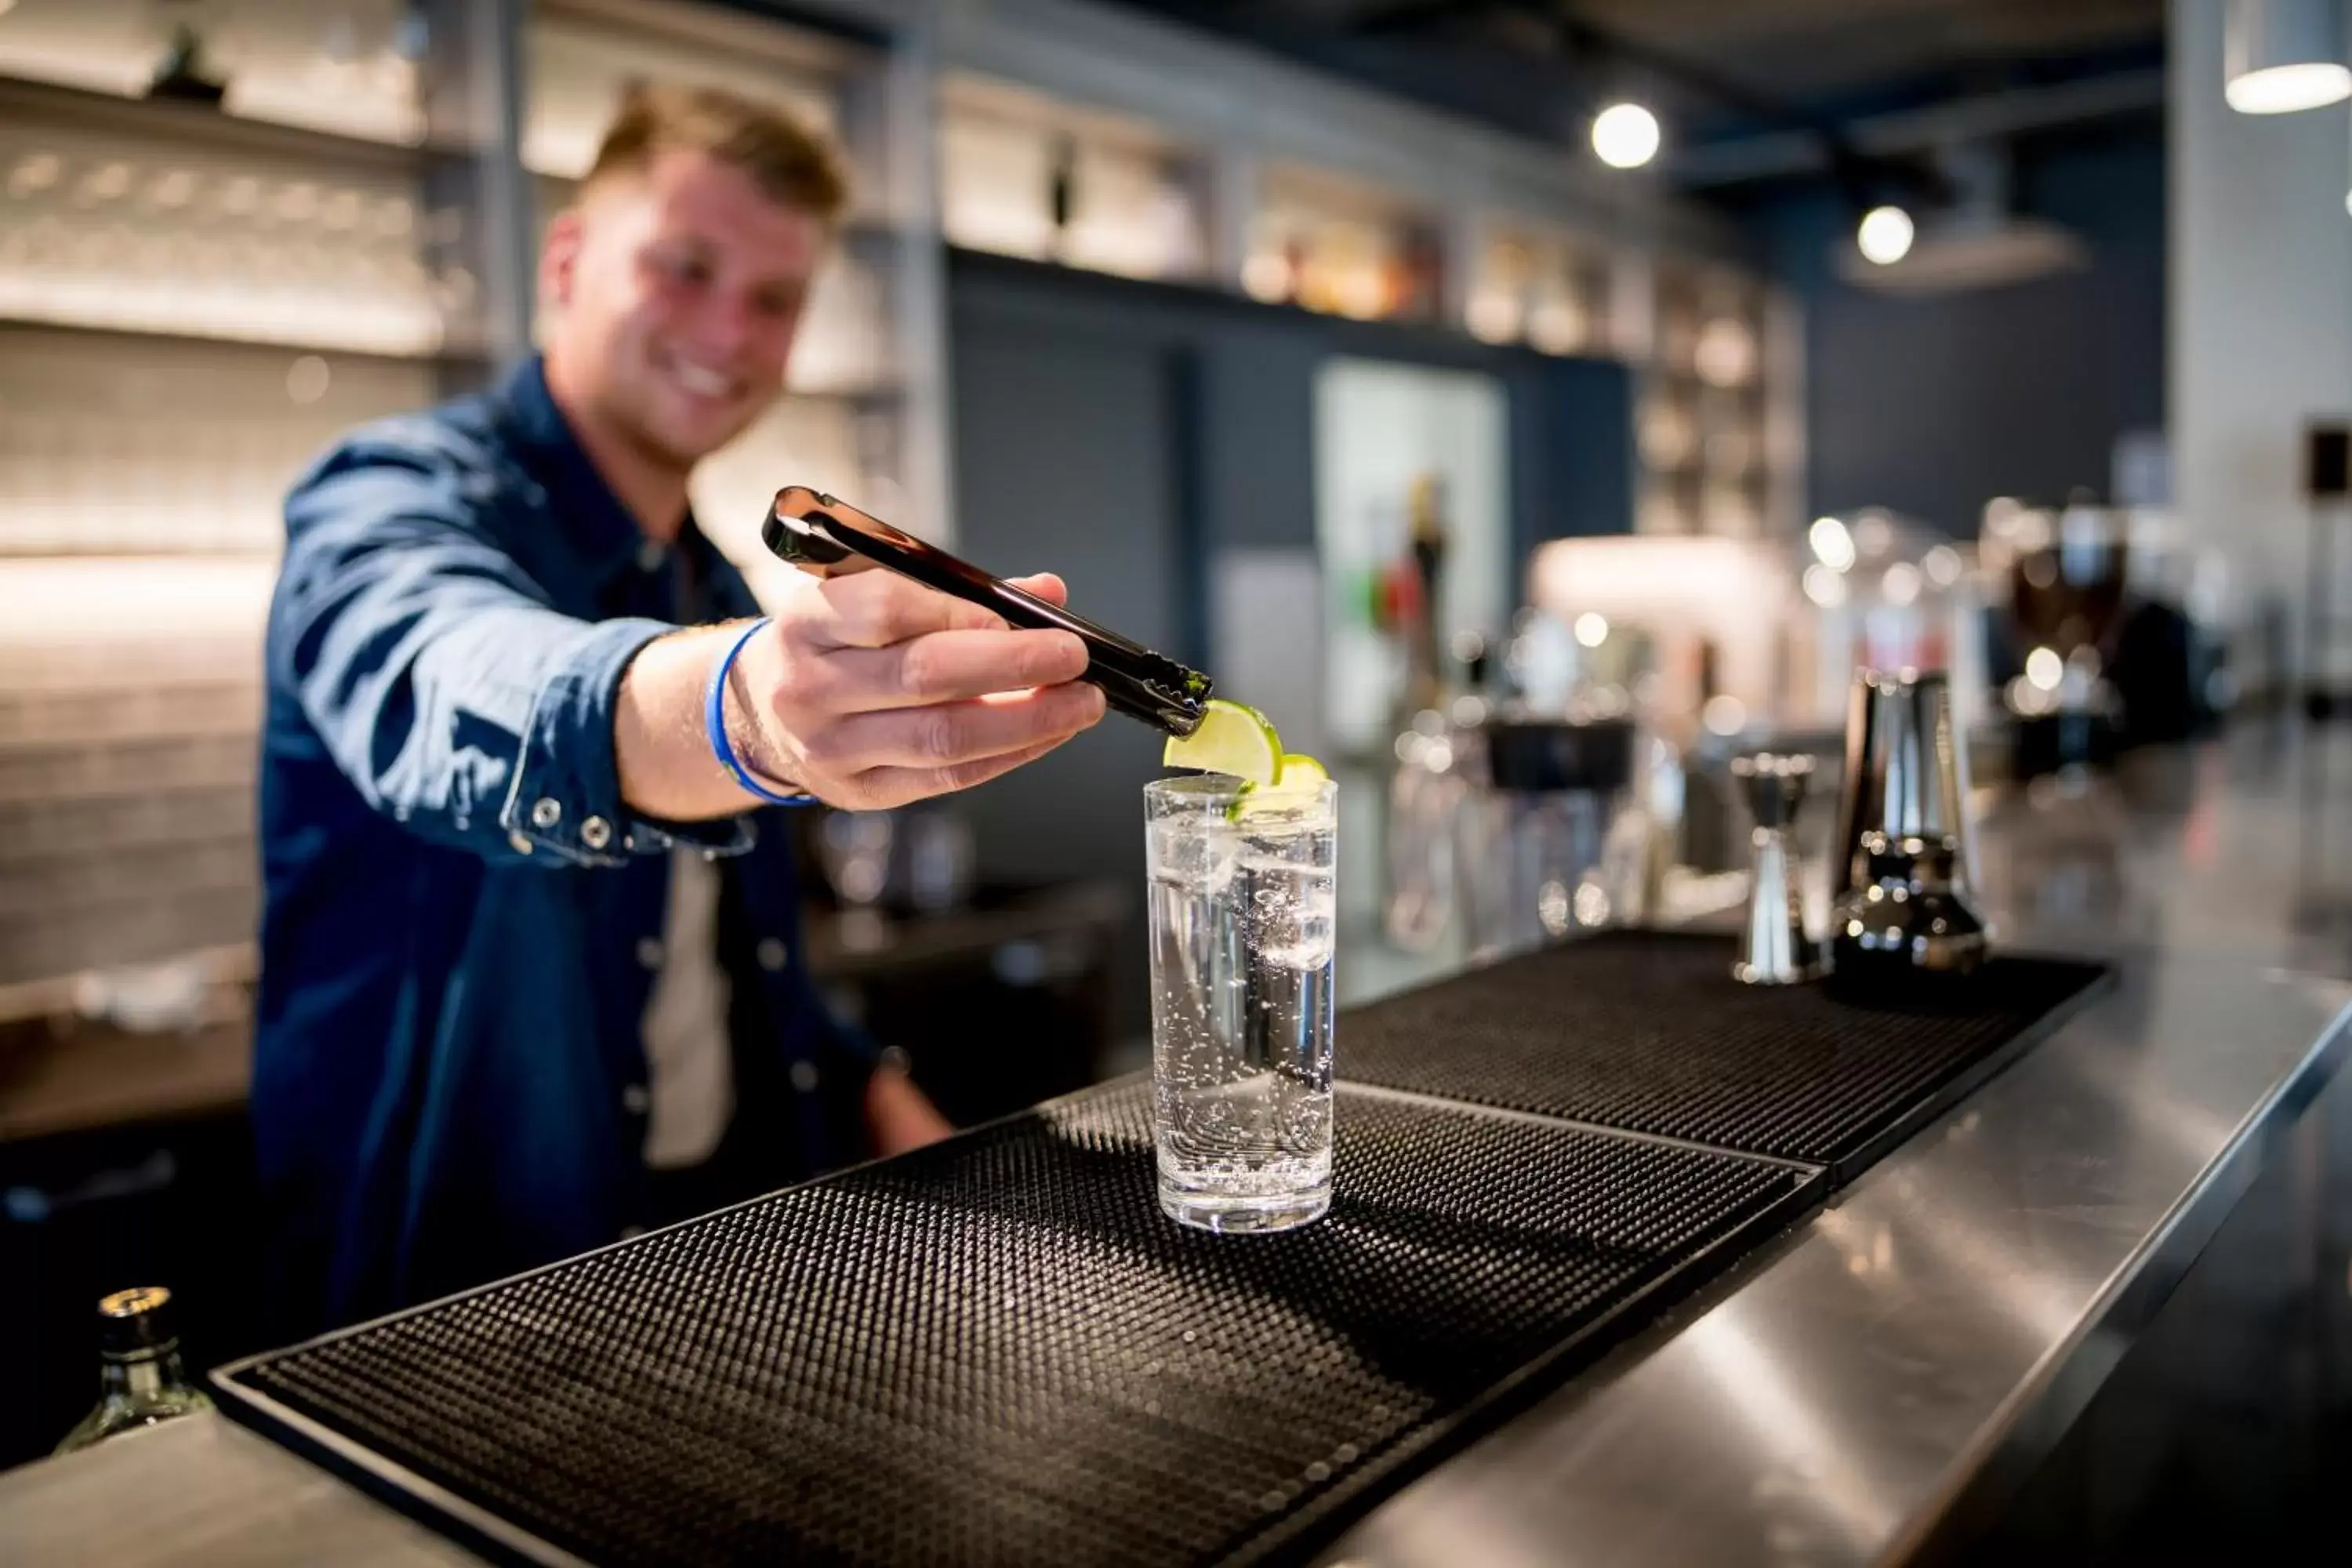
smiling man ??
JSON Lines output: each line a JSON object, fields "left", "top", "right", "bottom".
{"left": 252, "top": 85, "right": 1105, "bottom": 1337}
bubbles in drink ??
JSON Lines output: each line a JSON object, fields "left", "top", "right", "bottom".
{"left": 1147, "top": 793, "right": 1336, "bottom": 1232}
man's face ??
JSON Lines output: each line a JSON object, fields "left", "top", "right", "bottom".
{"left": 540, "top": 148, "right": 823, "bottom": 470}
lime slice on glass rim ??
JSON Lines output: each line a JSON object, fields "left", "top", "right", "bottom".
{"left": 1231, "top": 753, "right": 1332, "bottom": 818}
{"left": 1163, "top": 701, "right": 1329, "bottom": 817}
{"left": 1264, "top": 753, "right": 1328, "bottom": 794}
{"left": 1161, "top": 698, "right": 1283, "bottom": 786}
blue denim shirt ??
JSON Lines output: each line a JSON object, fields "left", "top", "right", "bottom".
{"left": 254, "top": 358, "right": 873, "bottom": 1334}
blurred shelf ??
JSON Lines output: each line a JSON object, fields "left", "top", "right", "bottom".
{"left": 782, "top": 379, "right": 902, "bottom": 405}
{"left": 0, "top": 74, "right": 428, "bottom": 174}
{"left": 0, "top": 1015, "right": 251, "bottom": 1144}
{"left": 529, "top": 169, "right": 901, "bottom": 246}
{"left": 946, "top": 248, "right": 1593, "bottom": 362}
{"left": 0, "top": 315, "right": 485, "bottom": 371}
{"left": 0, "top": 545, "right": 284, "bottom": 563}
{"left": 0, "top": 942, "right": 251, "bottom": 1028}
{"left": 0, "top": 939, "right": 254, "bottom": 1139}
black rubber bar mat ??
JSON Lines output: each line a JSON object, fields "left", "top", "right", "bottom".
{"left": 1339, "top": 929, "right": 2108, "bottom": 1185}
{"left": 212, "top": 1082, "right": 1818, "bottom": 1568}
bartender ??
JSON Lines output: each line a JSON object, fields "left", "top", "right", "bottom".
{"left": 252, "top": 83, "right": 1106, "bottom": 1337}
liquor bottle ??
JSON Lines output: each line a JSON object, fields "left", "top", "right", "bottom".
{"left": 1388, "top": 472, "right": 1449, "bottom": 728}
{"left": 54, "top": 1287, "right": 213, "bottom": 1455}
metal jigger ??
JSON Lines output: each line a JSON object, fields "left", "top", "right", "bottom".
{"left": 1730, "top": 754, "right": 1824, "bottom": 984}
{"left": 1828, "top": 669, "right": 1989, "bottom": 987}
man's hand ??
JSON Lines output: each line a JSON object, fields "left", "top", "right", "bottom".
{"left": 731, "top": 570, "right": 1104, "bottom": 810}
{"left": 616, "top": 571, "right": 1106, "bottom": 821}
{"left": 865, "top": 1061, "right": 953, "bottom": 1156}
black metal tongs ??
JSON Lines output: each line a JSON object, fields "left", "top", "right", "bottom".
{"left": 760, "top": 486, "right": 1212, "bottom": 737}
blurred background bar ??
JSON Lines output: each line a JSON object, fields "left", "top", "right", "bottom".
{"left": 4, "top": 1, "right": 2350, "bottom": 1543}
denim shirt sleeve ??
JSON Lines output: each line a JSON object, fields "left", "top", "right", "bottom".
{"left": 270, "top": 433, "right": 752, "bottom": 869}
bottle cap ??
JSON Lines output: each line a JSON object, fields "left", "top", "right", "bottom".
{"left": 97, "top": 1287, "right": 180, "bottom": 1359}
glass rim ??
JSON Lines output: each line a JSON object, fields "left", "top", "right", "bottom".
{"left": 1144, "top": 772, "right": 1337, "bottom": 803}
{"left": 1144, "top": 775, "right": 1338, "bottom": 833}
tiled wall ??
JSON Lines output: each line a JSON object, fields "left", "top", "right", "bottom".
{"left": 0, "top": 332, "right": 430, "bottom": 991}
{"left": 0, "top": 327, "right": 436, "bottom": 555}
{"left": 0, "top": 559, "right": 275, "bottom": 990}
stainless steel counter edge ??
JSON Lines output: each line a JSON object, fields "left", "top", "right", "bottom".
{"left": 1892, "top": 968, "right": 2352, "bottom": 1567}
{"left": 1319, "top": 953, "right": 2352, "bottom": 1568}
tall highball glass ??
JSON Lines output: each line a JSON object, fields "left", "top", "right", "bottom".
{"left": 1144, "top": 775, "right": 1338, "bottom": 1232}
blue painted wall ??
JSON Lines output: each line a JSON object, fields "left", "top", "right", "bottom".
{"left": 1726, "top": 124, "right": 2165, "bottom": 535}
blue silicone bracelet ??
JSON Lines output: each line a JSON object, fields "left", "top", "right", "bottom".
{"left": 704, "top": 618, "right": 815, "bottom": 807}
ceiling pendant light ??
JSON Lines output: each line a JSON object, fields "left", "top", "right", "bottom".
{"left": 2225, "top": 0, "right": 2351, "bottom": 114}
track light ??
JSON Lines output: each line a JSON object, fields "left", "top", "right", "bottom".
{"left": 1592, "top": 103, "right": 1661, "bottom": 169}
{"left": 1856, "top": 205, "right": 1915, "bottom": 266}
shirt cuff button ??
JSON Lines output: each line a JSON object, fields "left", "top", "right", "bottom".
{"left": 757, "top": 938, "right": 788, "bottom": 972}
{"left": 789, "top": 1061, "right": 819, "bottom": 1094}
{"left": 621, "top": 1083, "right": 650, "bottom": 1115}
{"left": 530, "top": 797, "right": 561, "bottom": 829}
{"left": 580, "top": 815, "right": 612, "bottom": 851}
{"left": 635, "top": 937, "right": 665, "bottom": 970}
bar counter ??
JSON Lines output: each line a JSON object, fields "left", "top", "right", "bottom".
{"left": 5, "top": 724, "right": 2350, "bottom": 1566}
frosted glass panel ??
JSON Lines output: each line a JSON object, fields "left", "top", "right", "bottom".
{"left": 1313, "top": 358, "right": 1508, "bottom": 757}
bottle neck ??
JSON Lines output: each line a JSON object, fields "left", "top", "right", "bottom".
{"left": 102, "top": 1349, "right": 188, "bottom": 1403}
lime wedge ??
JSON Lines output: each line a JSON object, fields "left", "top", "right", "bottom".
{"left": 1272, "top": 753, "right": 1328, "bottom": 791}
{"left": 1163, "top": 699, "right": 1282, "bottom": 786}
{"left": 1231, "top": 753, "right": 1330, "bottom": 819}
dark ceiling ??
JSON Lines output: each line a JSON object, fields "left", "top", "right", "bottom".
{"left": 1102, "top": 0, "right": 2165, "bottom": 194}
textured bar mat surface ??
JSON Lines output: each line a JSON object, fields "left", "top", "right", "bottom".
{"left": 213, "top": 1083, "right": 1817, "bottom": 1568}
{"left": 1340, "top": 930, "right": 2107, "bottom": 1182}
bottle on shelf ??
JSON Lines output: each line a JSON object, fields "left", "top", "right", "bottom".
{"left": 53, "top": 1287, "right": 214, "bottom": 1456}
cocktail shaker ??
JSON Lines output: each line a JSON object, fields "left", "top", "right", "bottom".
{"left": 1828, "top": 669, "right": 1989, "bottom": 984}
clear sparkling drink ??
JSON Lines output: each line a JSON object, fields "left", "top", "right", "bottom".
{"left": 1145, "top": 775, "right": 1338, "bottom": 1232}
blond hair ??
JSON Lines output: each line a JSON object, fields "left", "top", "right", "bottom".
{"left": 583, "top": 82, "right": 850, "bottom": 222}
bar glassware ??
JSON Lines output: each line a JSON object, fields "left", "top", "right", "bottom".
{"left": 1730, "top": 753, "right": 1825, "bottom": 985}
{"left": 1829, "top": 668, "right": 1991, "bottom": 985}
{"left": 1144, "top": 775, "right": 1338, "bottom": 1232}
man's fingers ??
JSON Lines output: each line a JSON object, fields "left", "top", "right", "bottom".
{"left": 789, "top": 568, "right": 1074, "bottom": 655}
{"left": 855, "top": 732, "right": 1082, "bottom": 809}
{"left": 1007, "top": 572, "right": 1068, "bottom": 608}
{"left": 800, "top": 570, "right": 1005, "bottom": 650}
{"left": 808, "top": 627, "right": 1089, "bottom": 712}
{"left": 807, "top": 684, "right": 1104, "bottom": 771}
